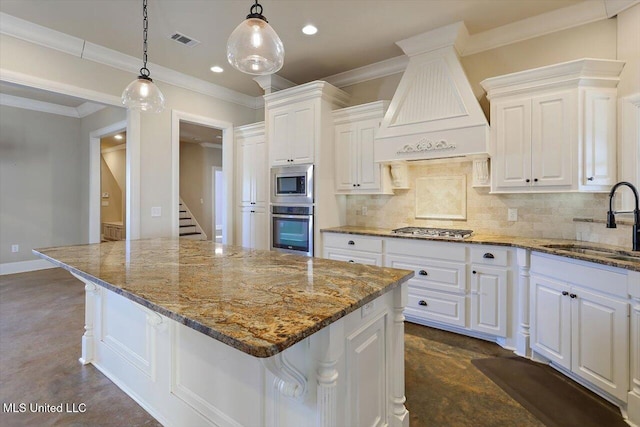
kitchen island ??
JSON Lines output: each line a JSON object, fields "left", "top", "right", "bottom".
{"left": 34, "top": 238, "right": 413, "bottom": 427}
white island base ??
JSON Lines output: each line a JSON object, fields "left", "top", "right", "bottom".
{"left": 72, "top": 272, "right": 409, "bottom": 427}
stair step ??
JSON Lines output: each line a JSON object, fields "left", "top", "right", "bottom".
{"left": 179, "top": 210, "right": 187, "bottom": 213}
{"left": 180, "top": 232, "right": 202, "bottom": 236}
{"left": 179, "top": 224, "right": 195, "bottom": 228}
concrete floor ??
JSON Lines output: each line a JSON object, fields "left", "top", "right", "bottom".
{"left": 0, "top": 268, "right": 626, "bottom": 426}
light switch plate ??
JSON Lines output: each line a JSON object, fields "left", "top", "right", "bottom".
{"left": 508, "top": 208, "right": 518, "bottom": 221}
{"left": 151, "top": 207, "right": 162, "bottom": 217}
{"left": 11, "top": 244, "right": 19, "bottom": 253}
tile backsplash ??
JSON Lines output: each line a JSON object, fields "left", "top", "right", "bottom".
{"left": 346, "top": 161, "right": 634, "bottom": 248}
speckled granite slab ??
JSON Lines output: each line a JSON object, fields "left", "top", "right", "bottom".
{"left": 33, "top": 239, "right": 413, "bottom": 358}
{"left": 322, "top": 226, "right": 640, "bottom": 272}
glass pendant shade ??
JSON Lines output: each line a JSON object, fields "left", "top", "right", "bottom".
{"left": 227, "top": 17, "right": 284, "bottom": 75}
{"left": 121, "top": 76, "right": 165, "bottom": 113}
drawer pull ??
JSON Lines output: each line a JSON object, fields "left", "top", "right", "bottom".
{"left": 562, "top": 291, "right": 569, "bottom": 296}
{"left": 418, "top": 269, "right": 428, "bottom": 276}
{"left": 348, "top": 240, "right": 355, "bottom": 245}
{"left": 418, "top": 300, "right": 428, "bottom": 306}
{"left": 472, "top": 270, "right": 477, "bottom": 274}
{"left": 483, "top": 253, "right": 494, "bottom": 259}
{"left": 569, "top": 293, "right": 577, "bottom": 299}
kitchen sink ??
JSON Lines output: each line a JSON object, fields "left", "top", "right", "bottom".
{"left": 541, "top": 244, "right": 640, "bottom": 262}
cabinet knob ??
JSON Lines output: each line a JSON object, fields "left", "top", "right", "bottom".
{"left": 418, "top": 300, "right": 428, "bottom": 306}
{"left": 251, "top": 210, "right": 255, "bottom": 213}
{"left": 472, "top": 270, "right": 477, "bottom": 274}
{"left": 526, "top": 179, "right": 530, "bottom": 183}
{"left": 418, "top": 269, "right": 428, "bottom": 276}
{"left": 357, "top": 184, "right": 361, "bottom": 187}
{"left": 353, "top": 184, "right": 356, "bottom": 187}
{"left": 534, "top": 178, "right": 538, "bottom": 182}
{"left": 569, "top": 293, "right": 577, "bottom": 299}
{"left": 587, "top": 177, "right": 594, "bottom": 181}
{"left": 483, "top": 253, "right": 495, "bottom": 259}
{"left": 348, "top": 240, "right": 355, "bottom": 245}
{"left": 562, "top": 291, "right": 569, "bottom": 296}
{"left": 348, "top": 260, "right": 355, "bottom": 263}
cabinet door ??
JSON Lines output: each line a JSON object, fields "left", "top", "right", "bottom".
{"left": 531, "top": 91, "right": 574, "bottom": 188}
{"left": 252, "top": 208, "right": 269, "bottom": 251}
{"left": 570, "top": 287, "right": 628, "bottom": 400}
{"left": 291, "top": 105, "right": 315, "bottom": 164}
{"left": 253, "top": 138, "right": 268, "bottom": 207}
{"left": 530, "top": 274, "right": 571, "bottom": 369}
{"left": 356, "top": 120, "right": 381, "bottom": 191}
{"left": 582, "top": 88, "right": 617, "bottom": 188}
{"left": 334, "top": 124, "right": 356, "bottom": 191}
{"left": 238, "top": 138, "right": 253, "bottom": 205}
{"left": 470, "top": 265, "right": 507, "bottom": 337}
{"left": 240, "top": 207, "right": 253, "bottom": 249}
{"left": 270, "top": 110, "right": 291, "bottom": 166}
{"left": 493, "top": 98, "right": 532, "bottom": 189}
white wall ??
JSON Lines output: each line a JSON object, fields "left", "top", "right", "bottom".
{"left": 0, "top": 33, "right": 258, "bottom": 239}
{"left": 0, "top": 105, "right": 83, "bottom": 263}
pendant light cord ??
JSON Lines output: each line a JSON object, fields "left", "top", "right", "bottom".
{"left": 140, "top": 0, "right": 151, "bottom": 79}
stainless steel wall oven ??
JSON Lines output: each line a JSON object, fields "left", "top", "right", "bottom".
{"left": 270, "top": 205, "right": 313, "bottom": 257}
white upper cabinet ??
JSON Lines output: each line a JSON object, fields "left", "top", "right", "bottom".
{"left": 236, "top": 122, "right": 267, "bottom": 207}
{"left": 481, "top": 59, "right": 624, "bottom": 193}
{"left": 333, "top": 101, "right": 392, "bottom": 194}
{"left": 269, "top": 101, "right": 315, "bottom": 166}
{"left": 264, "top": 81, "right": 350, "bottom": 168}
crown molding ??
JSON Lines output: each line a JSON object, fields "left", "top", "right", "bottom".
{"left": 0, "top": 12, "right": 262, "bottom": 110}
{"left": 324, "top": 55, "right": 409, "bottom": 88}
{"left": 0, "top": 92, "right": 105, "bottom": 118}
{"left": 604, "top": 0, "right": 640, "bottom": 17}
{"left": 200, "top": 142, "right": 223, "bottom": 149}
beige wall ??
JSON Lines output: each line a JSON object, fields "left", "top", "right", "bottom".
{"left": 0, "top": 33, "right": 258, "bottom": 240}
{"left": 617, "top": 4, "right": 640, "bottom": 97}
{"left": 0, "top": 105, "right": 83, "bottom": 263}
{"left": 341, "top": 18, "right": 639, "bottom": 248}
{"left": 179, "top": 141, "right": 222, "bottom": 239}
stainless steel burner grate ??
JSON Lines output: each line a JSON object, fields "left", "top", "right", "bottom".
{"left": 391, "top": 227, "right": 473, "bottom": 239}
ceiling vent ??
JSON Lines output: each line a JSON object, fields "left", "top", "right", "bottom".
{"left": 169, "top": 32, "right": 200, "bottom": 47}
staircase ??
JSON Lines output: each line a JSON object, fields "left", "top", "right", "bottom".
{"left": 179, "top": 199, "right": 207, "bottom": 240}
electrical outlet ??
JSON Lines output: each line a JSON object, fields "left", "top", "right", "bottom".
{"left": 151, "top": 207, "right": 162, "bottom": 217}
{"left": 361, "top": 206, "right": 368, "bottom": 216}
{"left": 507, "top": 208, "right": 518, "bottom": 222}
{"left": 11, "top": 244, "right": 19, "bottom": 253}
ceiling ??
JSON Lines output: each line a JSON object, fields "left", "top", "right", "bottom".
{"left": 0, "top": 0, "right": 586, "bottom": 97}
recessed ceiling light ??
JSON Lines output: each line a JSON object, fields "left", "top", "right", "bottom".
{"left": 114, "top": 134, "right": 123, "bottom": 140}
{"left": 302, "top": 24, "right": 318, "bottom": 36}
{"left": 210, "top": 66, "right": 224, "bottom": 73}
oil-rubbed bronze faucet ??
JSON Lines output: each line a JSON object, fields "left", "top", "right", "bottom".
{"left": 606, "top": 181, "right": 640, "bottom": 251}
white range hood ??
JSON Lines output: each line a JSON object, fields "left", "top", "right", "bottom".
{"left": 374, "top": 22, "right": 490, "bottom": 163}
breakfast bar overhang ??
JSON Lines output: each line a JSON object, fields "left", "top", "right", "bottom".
{"left": 34, "top": 238, "right": 413, "bottom": 427}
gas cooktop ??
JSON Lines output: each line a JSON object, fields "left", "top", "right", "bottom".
{"left": 391, "top": 227, "right": 473, "bottom": 239}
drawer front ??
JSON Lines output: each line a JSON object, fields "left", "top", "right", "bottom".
{"left": 470, "top": 246, "right": 509, "bottom": 267}
{"left": 387, "top": 254, "right": 466, "bottom": 293}
{"left": 323, "top": 233, "right": 383, "bottom": 253}
{"left": 386, "top": 238, "right": 466, "bottom": 261}
{"left": 324, "top": 248, "right": 382, "bottom": 266}
{"left": 405, "top": 288, "right": 466, "bottom": 327}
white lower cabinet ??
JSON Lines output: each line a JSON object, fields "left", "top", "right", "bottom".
{"left": 530, "top": 253, "right": 629, "bottom": 401}
{"left": 470, "top": 264, "right": 508, "bottom": 336}
{"left": 239, "top": 207, "right": 268, "bottom": 250}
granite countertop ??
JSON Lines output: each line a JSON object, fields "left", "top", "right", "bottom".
{"left": 33, "top": 238, "right": 413, "bottom": 358}
{"left": 322, "top": 226, "right": 640, "bottom": 272}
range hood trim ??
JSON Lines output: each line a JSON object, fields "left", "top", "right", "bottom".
{"left": 374, "top": 22, "right": 489, "bottom": 163}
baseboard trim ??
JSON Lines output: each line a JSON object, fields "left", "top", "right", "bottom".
{"left": 0, "top": 259, "right": 56, "bottom": 275}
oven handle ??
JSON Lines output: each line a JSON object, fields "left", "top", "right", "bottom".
{"left": 271, "top": 214, "right": 313, "bottom": 219}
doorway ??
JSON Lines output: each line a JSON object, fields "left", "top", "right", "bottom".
{"left": 171, "top": 111, "right": 234, "bottom": 244}
{"left": 100, "top": 132, "right": 127, "bottom": 241}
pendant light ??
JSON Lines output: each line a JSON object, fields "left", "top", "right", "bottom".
{"left": 227, "top": 0, "right": 284, "bottom": 75}
{"left": 122, "top": 0, "right": 165, "bottom": 113}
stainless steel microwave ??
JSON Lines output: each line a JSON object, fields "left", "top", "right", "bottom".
{"left": 271, "top": 164, "right": 314, "bottom": 205}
